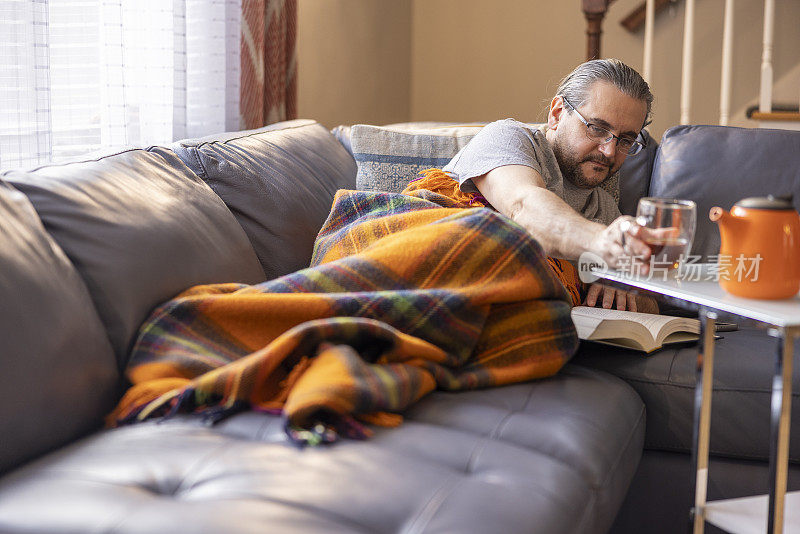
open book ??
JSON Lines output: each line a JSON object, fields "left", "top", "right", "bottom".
{"left": 571, "top": 306, "right": 701, "bottom": 353}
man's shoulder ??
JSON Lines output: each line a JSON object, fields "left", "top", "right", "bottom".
{"left": 479, "top": 119, "right": 547, "bottom": 145}
{"left": 485, "top": 118, "right": 543, "bottom": 132}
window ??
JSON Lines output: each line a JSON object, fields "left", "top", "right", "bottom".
{"left": 0, "top": 0, "right": 241, "bottom": 172}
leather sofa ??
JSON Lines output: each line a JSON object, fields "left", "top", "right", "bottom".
{"left": 339, "top": 121, "right": 800, "bottom": 533}
{"left": 0, "top": 119, "right": 796, "bottom": 534}
{"left": 582, "top": 124, "right": 800, "bottom": 533}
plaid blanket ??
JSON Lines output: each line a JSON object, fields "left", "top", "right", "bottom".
{"left": 111, "top": 181, "right": 578, "bottom": 444}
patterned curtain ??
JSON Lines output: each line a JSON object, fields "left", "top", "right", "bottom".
{"left": 241, "top": 0, "right": 298, "bottom": 129}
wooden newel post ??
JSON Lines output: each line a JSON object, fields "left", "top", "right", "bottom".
{"left": 583, "top": 0, "right": 611, "bottom": 61}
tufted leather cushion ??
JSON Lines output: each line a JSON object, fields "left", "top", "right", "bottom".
{"left": 574, "top": 326, "right": 800, "bottom": 463}
{"left": 618, "top": 129, "right": 658, "bottom": 217}
{"left": 172, "top": 120, "right": 357, "bottom": 281}
{"left": 0, "top": 365, "right": 644, "bottom": 534}
{"left": 0, "top": 181, "right": 117, "bottom": 473}
{"left": 3, "top": 148, "right": 265, "bottom": 369}
{"left": 649, "top": 125, "right": 800, "bottom": 259}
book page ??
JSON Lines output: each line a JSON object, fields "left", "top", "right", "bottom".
{"left": 571, "top": 306, "right": 699, "bottom": 346}
{"left": 571, "top": 307, "right": 653, "bottom": 351}
{"left": 570, "top": 313, "right": 604, "bottom": 340}
{"left": 572, "top": 307, "right": 674, "bottom": 331}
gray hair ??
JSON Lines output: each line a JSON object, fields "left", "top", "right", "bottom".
{"left": 555, "top": 59, "right": 653, "bottom": 126}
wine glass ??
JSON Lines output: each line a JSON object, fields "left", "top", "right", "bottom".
{"left": 635, "top": 197, "right": 697, "bottom": 270}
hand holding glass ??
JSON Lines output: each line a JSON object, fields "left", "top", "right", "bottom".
{"left": 635, "top": 198, "right": 697, "bottom": 269}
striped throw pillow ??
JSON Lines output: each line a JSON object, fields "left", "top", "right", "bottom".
{"left": 351, "top": 124, "right": 486, "bottom": 193}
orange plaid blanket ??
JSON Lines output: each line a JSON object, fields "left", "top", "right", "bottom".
{"left": 111, "top": 171, "right": 579, "bottom": 444}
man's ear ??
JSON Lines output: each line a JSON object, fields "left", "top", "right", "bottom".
{"left": 548, "top": 96, "right": 566, "bottom": 130}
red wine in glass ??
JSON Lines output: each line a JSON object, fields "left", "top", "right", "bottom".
{"left": 645, "top": 236, "right": 690, "bottom": 269}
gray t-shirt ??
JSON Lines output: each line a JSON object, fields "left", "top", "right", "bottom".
{"left": 442, "top": 118, "right": 621, "bottom": 225}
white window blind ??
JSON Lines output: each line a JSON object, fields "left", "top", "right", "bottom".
{"left": 0, "top": 0, "right": 241, "bottom": 172}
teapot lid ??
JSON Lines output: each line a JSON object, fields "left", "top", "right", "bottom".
{"left": 734, "top": 194, "right": 795, "bottom": 210}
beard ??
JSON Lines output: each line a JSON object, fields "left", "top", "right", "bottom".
{"left": 551, "top": 138, "right": 616, "bottom": 189}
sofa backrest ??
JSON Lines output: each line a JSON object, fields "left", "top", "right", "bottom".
{"left": 0, "top": 181, "right": 118, "bottom": 473}
{"left": 2, "top": 148, "right": 265, "bottom": 370}
{"left": 172, "top": 119, "right": 357, "bottom": 281}
{"left": 618, "top": 129, "right": 659, "bottom": 217}
{"left": 649, "top": 125, "right": 800, "bottom": 259}
{"left": 338, "top": 121, "right": 658, "bottom": 216}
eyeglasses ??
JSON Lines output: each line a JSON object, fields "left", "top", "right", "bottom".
{"left": 562, "top": 97, "right": 645, "bottom": 156}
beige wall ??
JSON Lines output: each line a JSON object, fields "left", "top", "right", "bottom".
{"left": 296, "top": 0, "right": 411, "bottom": 128}
{"left": 298, "top": 0, "right": 799, "bottom": 139}
{"left": 410, "top": 0, "right": 586, "bottom": 125}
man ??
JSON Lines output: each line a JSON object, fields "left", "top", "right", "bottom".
{"left": 442, "top": 58, "right": 659, "bottom": 312}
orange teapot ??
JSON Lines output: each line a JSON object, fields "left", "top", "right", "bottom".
{"left": 709, "top": 195, "right": 800, "bottom": 299}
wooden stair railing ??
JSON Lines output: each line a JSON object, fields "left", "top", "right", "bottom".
{"left": 582, "top": 0, "right": 613, "bottom": 61}
{"left": 620, "top": 0, "right": 676, "bottom": 32}
{"left": 750, "top": 112, "right": 800, "bottom": 122}
{"left": 582, "top": 0, "right": 796, "bottom": 127}
{"left": 582, "top": 0, "right": 680, "bottom": 61}
{"left": 747, "top": 105, "right": 800, "bottom": 122}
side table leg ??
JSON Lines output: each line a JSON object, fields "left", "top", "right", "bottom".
{"left": 767, "top": 330, "right": 793, "bottom": 534}
{"left": 691, "top": 311, "right": 716, "bottom": 534}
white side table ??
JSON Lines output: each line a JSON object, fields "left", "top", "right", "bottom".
{"left": 593, "top": 264, "right": 800, "bottom": 534}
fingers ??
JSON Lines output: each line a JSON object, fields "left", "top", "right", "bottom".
{"left": 585, "top": 283, "right": 602, "bottom": 306}
{"left": 600, "top": 219, "right": 632, "bottom": 268}
{"left": 584, "top": 283, "right": 641, "bottom": 312}
{"left": 602, "top": 287, "right": 616, "bottom": 309}
{"left": 621, "top": 222, "right": 653, "bottom": 259}
{"left": 616, "top": 290, "right": 627, "bottom": 310}
{"left": 602, "top": 217, "right": 651, "bottom": 273}
{"left": 639, "top": 226, "right": 679, "bottom": 242}
{"left": 584, "top": 283, "right": 617, "bottom": 309}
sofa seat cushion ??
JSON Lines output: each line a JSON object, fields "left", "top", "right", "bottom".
{"left": 2, "top": 148, "right": 265, "bottom": 368}
{"left": 172, "top": 119, "right": 358, "bottom": 281}
{"left": 573, "top": 326, "right": 800, "bottom": 462}
{"left": 0, "top": 181, "right": 117, "bottom": 474}
{"left": 0, "top": 365, "right": 644, "bottom": 534}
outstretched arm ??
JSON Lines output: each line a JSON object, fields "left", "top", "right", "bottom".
{"left": 473, "top": 164, "right": 660, "bottom": 313}
{"left": 472, "top": 164, "right": 652, "bottom": 267}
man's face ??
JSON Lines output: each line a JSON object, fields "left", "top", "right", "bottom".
{"left": 547, "top": 81, "right": 648, "bottom": 189}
